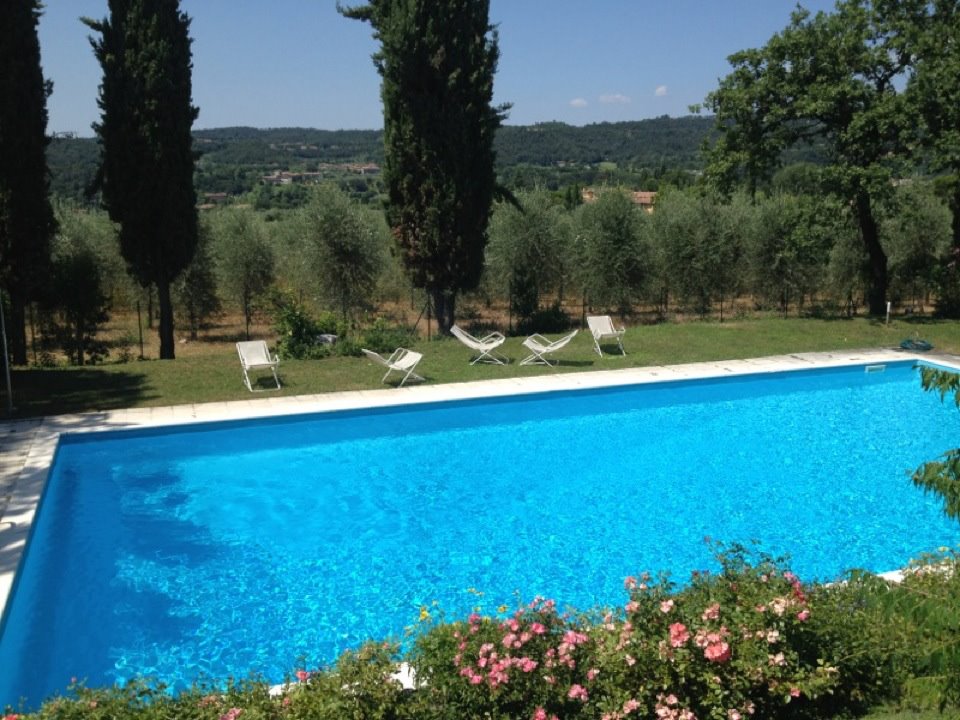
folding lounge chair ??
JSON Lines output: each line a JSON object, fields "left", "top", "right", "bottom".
{"left": 519, "top": 329, "right": 578, "bottom": 366}
{"left": 587, "top": 315, "right": 626, "bottom": 356}
{"left": 236, "top": 340, "right": 281, "bottom": 392}
{"left": 451, "top": 325, "right": 508, "bottom": 365}
{"left": 361, "top": 347, "right": 425, "bottom": 387}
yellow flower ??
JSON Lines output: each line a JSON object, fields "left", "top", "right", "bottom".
{"left": 419, "top": 606, "right": 431, "bottom": 621}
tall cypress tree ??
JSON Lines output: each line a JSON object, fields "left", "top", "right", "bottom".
{"left": 341, "top": 0, "right": 507, "bottom": 332}
{"left": 0, "top": 0, "right": 56, "bottom": 365}
{"left": 84, "top": 0, "right": 198, "bottom": 359}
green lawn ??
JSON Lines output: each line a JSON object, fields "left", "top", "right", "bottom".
{"left": 5, "top": 315, "right": 959, "bottom": 418}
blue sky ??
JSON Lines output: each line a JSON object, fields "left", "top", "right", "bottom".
{"left": 39, "top": 0, "right": 838, "bottom": 135}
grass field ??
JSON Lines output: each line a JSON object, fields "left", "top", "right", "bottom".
{"left": 4, "top": 314, "right": 959, "bottom": 418}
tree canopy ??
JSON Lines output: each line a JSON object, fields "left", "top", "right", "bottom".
{"left": 341, "top": 0, "right": 507, "bottom": 332}
{"left": 84, "top": 0, "right": 198, "bottom": 359}
{"left": 705, "top": 0, "right": 914, "bottom": 316}
{"left": 0, "top": 0, "right": 56, "bottom": 365}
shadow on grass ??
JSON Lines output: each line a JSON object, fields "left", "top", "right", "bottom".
{"left": 5, "top": 367, "right": 155, "bottom": 419}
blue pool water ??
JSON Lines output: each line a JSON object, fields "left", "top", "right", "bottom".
{"left": 2, "top": 361, "right": 960, "bottom": 706}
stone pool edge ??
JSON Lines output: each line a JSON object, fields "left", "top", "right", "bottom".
{"left": 2, "top": 347, "right": 958, "bottom": 626}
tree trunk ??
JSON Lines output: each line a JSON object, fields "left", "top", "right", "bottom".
{"left": 951, "top": 183, "right": 960, "bottom": 251}
{"left": 7, "top": 291, "right": 28, "bottom": 366}
{"left": 855, "top": 191, "right": 888, "bottom": 317}
{"left": 429, "top": 288, "right": 456, "bottom": 334}
{"left": 157, "top": 280, "right": 176, "bottom": 359}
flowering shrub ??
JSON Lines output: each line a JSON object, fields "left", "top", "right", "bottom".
{"left": 8, "top": 547, "right": 958, "bottom": 720}
{"left": 409, "top": 598, "right": 600, "bottom": 719}
{"left": 591, "top": 547, "right": 838, "bottom": 720}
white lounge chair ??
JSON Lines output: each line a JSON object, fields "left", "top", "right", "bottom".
{"left": 236, "top": 340, "right": 281, "bottom": 392}
{"left": 587, "top": 315, "right": 626, "bottom": 356}
{"left": 451, "top": 325, "right": 508, "bottom": 365}
{"left": 519, "top": 330, "right": 578, "bottom": 366}
{"left": 361, "top": 347, "right": 425, "bottom": 387}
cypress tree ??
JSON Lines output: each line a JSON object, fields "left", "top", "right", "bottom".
{"left": 341, "top": 0, "right": 507, "bottom": 332}
{"left": 0, "top": 0, "right": 56, "bottom": 365}
{"left": 84, "top": 0, "right": 198, "bottom": 359}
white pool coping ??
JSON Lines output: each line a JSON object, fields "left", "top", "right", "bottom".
{"left": 1, "top": 347, "right": 958, "bottom": 631}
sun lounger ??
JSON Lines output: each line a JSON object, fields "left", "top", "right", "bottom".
{"left": 451, "top": 325, "right": 508, "bottom": 365}
{"left": 361, "top": 347, "right": 425, "bottom": 387}
{"left": 587, "top": 315, "right": 626, "bottom": 356}
{"left": 519, "top": 330, "right": 578, "bottom": 366}
{"left": 237, "top": 340, "right": 281, "bottom": 392}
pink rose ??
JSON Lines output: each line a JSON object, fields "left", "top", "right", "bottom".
{"left": 568, "top": 684, "right": 589, "bottom": 701}
{"left": 790, "top": 687, "right": 801, "bottom": 698}
{"left": 704, "top": 641, "right": 731, "bottom": 663}
{"left": 702, "top": 602, "right": 720, "bottom": 620}
{"left": 295, "top": 670, "right": 310, "bottom": 682}
{"left": 796, "top": 609, "right": 810, "bottom": 622}
{"left": 669, "top": 622, "right": 690, "bottom": 648}
{"left": 660, "top": 599, "right": 674, "bottom": 613}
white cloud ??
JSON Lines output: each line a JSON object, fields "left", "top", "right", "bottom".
{"left": 655, "top": 85, "right": 668, "bottom": 97}
{"left": 570, "top": 97, "right": 588, "bottom": 108}
{"left": 599, "top": 93, "right": 631, "bottom": 105}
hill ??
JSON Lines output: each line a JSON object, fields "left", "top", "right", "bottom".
{"left": 47, "top": 116, "right": 719, "bottom": 201}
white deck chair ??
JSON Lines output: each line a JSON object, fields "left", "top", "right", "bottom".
{"left": 519, "top": 329, "right": 578, "bottom": 366}
{"left": 451, "top": 325, "right": 508, "bottom": 365}
{"left": 587, "top": 315, "right": 626, "bottom": 356}
{"left": 236, "top": 340, "right": 281, "bottom": 392}
{"left": 361, "top": 347, "right": 425, "bottom": 387}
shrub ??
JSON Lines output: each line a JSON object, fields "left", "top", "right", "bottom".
{"left": 271, "top": 295, "right": 343, "bottom": 360}
{"left": 360, "top": 318, "right": 417, "bottom": 355}
{"left": 516, "top": 305, "right": 571, "bottom": 336}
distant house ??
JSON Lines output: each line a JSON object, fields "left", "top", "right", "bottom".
{"left": 580, "top": 187, "right": 657, "bottom": 212}
{"left": 631, "top": 191, "right": 657, "bottom": 213}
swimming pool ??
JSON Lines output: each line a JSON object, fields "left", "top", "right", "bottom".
{"left": 1, "top": 359, "right": 959, "bottom": 706}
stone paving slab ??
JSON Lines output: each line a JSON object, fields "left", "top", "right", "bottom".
{"left": 2, "top": 349, "right": 958, "bottom": 618}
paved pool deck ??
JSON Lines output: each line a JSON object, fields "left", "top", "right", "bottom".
{"left": 2, "top": 347, "right": 959, "bottom": 614}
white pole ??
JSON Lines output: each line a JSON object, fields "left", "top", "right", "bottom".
{"left": 0, "top": 289, "right": 12, "bottom": 415}
{"left": 885, "top": 300, "right": 891, "bottom": 326}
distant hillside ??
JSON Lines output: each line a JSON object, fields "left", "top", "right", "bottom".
{"left": 47, "top": 116, "right": 720, "bottom": 200}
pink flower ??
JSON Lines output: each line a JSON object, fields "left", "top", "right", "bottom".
{"left": 530, "top": 622, "right": 547, "bottom": 635}
{"left": 768, "top": 652, "right": 786, "bottom": 667}
{"left": 669, "top": 622, "right": 690, "bottom": 648}
{"left": 470, "top": 674, "right": 484, "bottom": 685}
{"left": 219, "top": 709, "right": 243, "bottom": 720}
{"left": 660, "top": 599, "right": 674, "bottom": 613}
{"left": 544, "top": 675, "right": 556, "bottom": 684}
{"left": 702, "top": 603, "right": 720, "bottom": 621}
{"left": 587, "top": 667, "right": 600, "bottom": 681}
{"left": 468, "top": 613, "right": 482, "bottom": 624}
{"left": 520, "top": 657, "right": 538, "bottom": 673}
{"left": 625, "top": 600, "right": 640, "bottom": 612}
{"left": 502, "top": 633, "right": 517, "bottom": 647}
{"left": 623, "top": 698, "right": 641, "bottom": 714}
{"left": 568, "top": 684, "right": 589, "bottom": 702}
{"left": 790, "top": 687, "right": 801, "bottom": 698}
{"left": 796, "top": 609, "right": 810, "bottom": 622}
{"left": 625, "top": 654, "right": 636, "bottom": 666}
{"left": 624, "top": 576, "right": 638, "bottom": 589}
{"left": 766, "top": 629, "right": 780, "bottom": 644}
{"left": 664, "top": 694, "right": 679, "bottom": 706}
{"left": 533, "top": 709, "right": 548, "bottom": 720}
{"left": 728, "top": 711, "right": 741, "bottom": 720}
{"left": 704, "top": 641, "right": 731, "bottom": 663}
{"left": 295, "top": 669, "right": 310, "bottom": 682}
